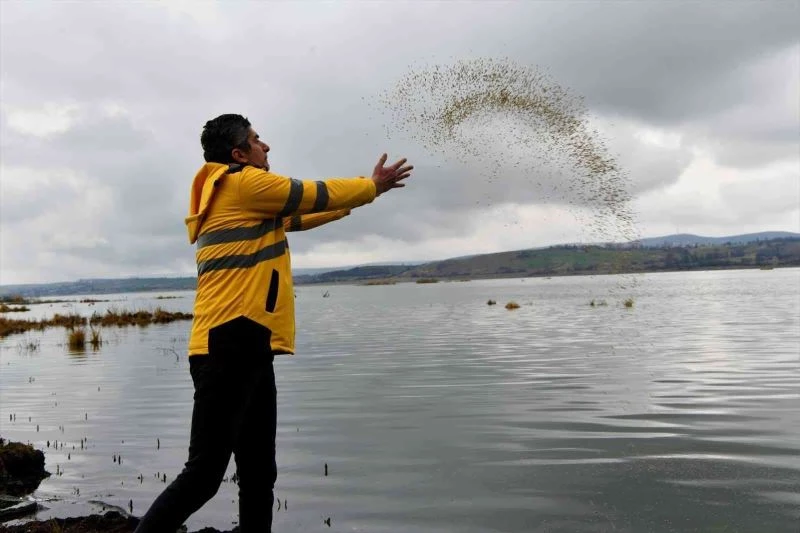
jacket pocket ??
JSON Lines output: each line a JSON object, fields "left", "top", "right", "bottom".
{"left": 265, "top": 269, "right": 279, "bottom": 313}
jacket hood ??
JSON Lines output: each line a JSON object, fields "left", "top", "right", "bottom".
{"left": 185, "top": 162, "right": 232, "bottom": 244}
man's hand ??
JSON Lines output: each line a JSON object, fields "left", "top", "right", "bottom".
{"left": 371, "top": 154, "right": 413, "bottom": 196}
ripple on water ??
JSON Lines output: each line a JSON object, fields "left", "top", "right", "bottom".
{"left": 1, "top": 270, "right": 799, "bottom": 532}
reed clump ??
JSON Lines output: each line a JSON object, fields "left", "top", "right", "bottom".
{"left": 0, "top": 308, "right": 192, "bottom": 339}
{"left": 0, "top": 303, "right": 30, "bottom": 313}
{"left": 89, "top": 308, "right": 192, "bottom": 327}
{"left": 623, "top": 298, "right": 634, "bottom": 308}
{"left": 89, "top": 326, "right": 102, "bottom": 349}
{"left": 505, "top": 301, "right": 521, "bottom": 310}
{"left": 0, "top": 317, "right": 33, "bottom": 337}
{"left": 415, "top": 278, "right": 439, "bottom": 284}
{"left": 0, "top": 313, "right": 86, "bottom": 338}
{"left": 51, "top": 313, "right": 86, "bottom": 328}
{"left": 153, "top": 307, "right": 192, "bottom": 324}
{"left": 68, "top": 327, "right": 86, "bottom": 350}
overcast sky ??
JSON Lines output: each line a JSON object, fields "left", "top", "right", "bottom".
{"left": 1, "top": 1, "right": 798, "bottom": 284}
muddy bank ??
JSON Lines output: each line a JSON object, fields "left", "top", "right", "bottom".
{"left": 0, "top": 439, "right": 241, "bottom": 532}
{"left": 0, "top": 438, "right": 48, "bottom": 525}
{"left": 0, "top": 439, "right": 49, "bottom": 497}
{"left": 1, "top": 511, "right": 140, "bottom": 532}
{"left": 1, "top": 512, "right": 240, "bottom": 532}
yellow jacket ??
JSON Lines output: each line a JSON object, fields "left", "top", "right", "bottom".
{"left": 185, "top": 162, "right": 376, "bottom": 356}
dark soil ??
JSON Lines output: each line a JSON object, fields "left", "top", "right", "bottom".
{"left": 0, "top": 440, "right": 49, "bottom": 497}
{"left": 0, "top": 511, "right": 240, "bottom": 532}
{"left": 1, "top": 512, "right": 140, "bottom": 532}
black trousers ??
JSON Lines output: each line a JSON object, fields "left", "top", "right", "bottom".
{"left": 135, "top": 317, "right": 277, "bottom": 533}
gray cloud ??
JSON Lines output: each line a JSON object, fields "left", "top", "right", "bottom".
{"left": 1, "top": 1, "right": 797, "bottom": 283}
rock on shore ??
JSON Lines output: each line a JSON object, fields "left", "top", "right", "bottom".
{"left": 0, "top": 439, "right": 50, "bottom": 496}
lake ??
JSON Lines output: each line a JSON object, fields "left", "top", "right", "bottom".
{"left": 1, "top": 268, "right": 799, "bottom": 532}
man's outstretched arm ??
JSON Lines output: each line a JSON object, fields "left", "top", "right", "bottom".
{"left": 240, "top": 154, "right": 413, "bottom": 218}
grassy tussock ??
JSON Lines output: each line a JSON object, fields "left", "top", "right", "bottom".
{"left": 89, "top": 326, "right": 102, "bottom": 349}
{"left": 0, "top": 303, "right": 30, "bottom": 313}
{"left": 0, "top": 313, "right": 85, "bottom": 338}
{"left": 90, "top": 307, "right": 192, "bottom": 327}
{"left": 68, "top": 327, "right": 86, "bottom": 350}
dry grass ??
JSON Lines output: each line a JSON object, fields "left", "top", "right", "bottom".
{"left": 0, "top": 303, "right": 30, "bottom": 313}
{"left": 0, "top": 317, "right": 33, "bottom": 337}
{"left": 0, "top": 313, "right": 85, "bottom": 338}
{"left": 1, "top": 308, "right": 192, "bottom": 339}
{"left": 89, "top": 326, "right": 102, "bottom": 349}
{"left": 505, "top": 301, "right": 520, "bottom": 310}
{"left": 89, "top": 307, "right": 192, "bottom": 327}
{"left": 415, "top": 278, "right": 439, "bottom": 284}
{"left": 68, "top": 327, "right": 86, "bottom": 350}
{"left": 52, "top": 313, "right": 86, "bottom": 328}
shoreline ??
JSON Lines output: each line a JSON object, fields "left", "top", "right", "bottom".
{"left": 1, "top": 263, "right": 795, "bottom": 300}
{"left": 1, "top": 511, "right": 239, "bottom": 533}
{"left": 0, "top": 438, "right": 237, "bottom": 532}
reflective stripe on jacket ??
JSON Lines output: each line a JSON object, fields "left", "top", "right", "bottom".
{"left": 185, "top": 162, "right": 377, "bottom": 356}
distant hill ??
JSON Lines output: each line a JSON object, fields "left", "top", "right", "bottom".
{"left": 294, "top": 265, "right": 414, "bottom": 284}
{"left": 2, "top": 232, "right": 798, "bottom": 297}
{"left": 300, "top": 235, "right": 800, "bottom": 283}
{"left": 637, "top": 231, "right": 800, "bottom": 248}
{"left": 0, "top": 277, "right": 198, "bottom": 298}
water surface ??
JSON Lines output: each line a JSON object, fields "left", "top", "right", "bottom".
{"left": 1, "top": 269, "right": 799, "bottom": 532}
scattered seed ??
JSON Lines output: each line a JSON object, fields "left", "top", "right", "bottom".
{"left": 376, "top": 58, "right": 640, "bottom": 297}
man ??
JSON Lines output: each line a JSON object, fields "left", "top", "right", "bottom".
{"left": 134, "top": 114, "right": 413, "bottom": 532}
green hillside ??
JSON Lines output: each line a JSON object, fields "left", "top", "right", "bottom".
{"left": 302, "top": 237, "right": 800, "bottom": 283}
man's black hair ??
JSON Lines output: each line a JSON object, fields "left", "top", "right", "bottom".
{"left": 200, "top": 114, "right": 252, "bottom": 164}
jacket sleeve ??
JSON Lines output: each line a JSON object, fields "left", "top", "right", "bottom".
{"left": 239, "top": 168, "right": 376, "bottom": 217}
{"left": 283, "top": 209, "right": 351, "bottom": 232}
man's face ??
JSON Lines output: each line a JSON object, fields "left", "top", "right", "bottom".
{"left": 235, "top": 128, "right": 270, "bottom": 170}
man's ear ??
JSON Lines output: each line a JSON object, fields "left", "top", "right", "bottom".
{"left": 231, "top": 147, "right": 249, "bottom": 164}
